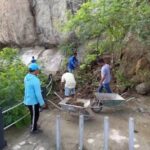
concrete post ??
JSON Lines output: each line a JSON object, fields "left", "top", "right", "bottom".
{"left": 129, "top": 117, "right": 134, "bottom": 150}
{"left": 79, "top": 115, "right": 84, "bottom": 150}
{"left": 56, "top": 115, "right": 61, "bottom": 150}
{"left": 104, "top": 116, "right": 109, "bottom": 150}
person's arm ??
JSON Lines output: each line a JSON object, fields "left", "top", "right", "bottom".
{"left": 33, "top": 78, "right": 45, "bottom": 107}
{"left": 75, "top": 58, "right": 79, "bottom": 67}
{"left": 99, "top": 69, "right": 106, "bottom": 85}
{"left": 99, "top": 74, "right": 106, "bottom": 85}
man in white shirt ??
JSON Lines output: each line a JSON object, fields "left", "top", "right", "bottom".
{"left": 98, "top": 58, "right": 112, "bottom": 93}
{"left": 61, "top": 70, "right": 76, "bottom": 97}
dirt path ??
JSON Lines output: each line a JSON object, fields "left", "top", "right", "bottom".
{"left": 4, "top": 94, "right": 150, "bottom": 150}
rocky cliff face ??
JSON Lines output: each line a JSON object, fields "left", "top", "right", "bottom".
{"left": 0, "top": 0, "right": 36, "bottom": 46}
{"left": 119, "top": 34, "right": 150, "bottom": 84}
{"left": 20, "top": 47, "right": 64, "bottom": 75}
{"left": 0, "top": 0, "right": 70, "bottom": 47}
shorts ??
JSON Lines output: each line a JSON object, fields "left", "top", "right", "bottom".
{"left": 65, "top": 87, "right": 75, "bottom": 96}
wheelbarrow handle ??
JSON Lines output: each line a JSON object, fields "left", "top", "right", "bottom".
{"left": 121, "top": 92, "right": 128, "bottom": 97}
{"left": 126, "top": 97, "right": 135, "bottom": 102}
{"left": 54, "top": 91, "right": 64, "bottom": 101}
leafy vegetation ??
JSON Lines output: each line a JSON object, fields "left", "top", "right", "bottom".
{"left": 63, "top": 0, "right": 150, "bottom": 89}
{"left": 59, "top": 42, "right": 75, "bottom": 56}
{"left": 80, "top": 53, "right": 97, "bottom": 70}
{"left": 64, "top": 0, "right": 150, "bottom": 64}
{"left": 0, "top": 48, "right": 28, "bottom": 126}
{"left": 114, "top": 70, "right": 134, "bottom": 90}
{"left": 65, "top": 0, "right": 150, "bottom": 47}
{"left": 0, "top": 48, "right": 27, "bottom": 107}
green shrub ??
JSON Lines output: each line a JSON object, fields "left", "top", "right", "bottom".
{"left": 0, "top": 48, "right": 26, "bottom": 105}
{"left": 59, "top": 42, "right": 75, "bottom": 56}
{"left": 80, "top": 64, "right": 87, "bottom": 70}
{"left": 84, "top": 54, "right": 97, "bottom": 65}
{"left": 64, "top": 0, "right": 150, "bottom": 52}
{"left": 115, "top": 70, "right": 134, "bottom": 89}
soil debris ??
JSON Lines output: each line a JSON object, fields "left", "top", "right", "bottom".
{"left": 66, "top": 98, "right": 84, "bottom": 107}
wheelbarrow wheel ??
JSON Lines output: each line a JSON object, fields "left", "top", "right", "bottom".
{"left": 91, "top": 101, "right": 103, "bottom": 113}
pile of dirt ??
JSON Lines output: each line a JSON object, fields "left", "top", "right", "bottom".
{"left": 66, "top": 98, "right": 84, "bottom": 107}
{"left": 52, "top": 55, "right": 112, "bottom": 100}
{"left": 77, "top": 84, "right": 94, "bottom": 99}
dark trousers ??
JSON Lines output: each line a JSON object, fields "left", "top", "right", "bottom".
{"left": 98, "top": 83, "right": 112, "bottom": 93}
{"left": 28, "top": 104, "right": 40, "bottom": 132}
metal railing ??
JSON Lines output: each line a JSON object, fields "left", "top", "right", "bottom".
{"left": 2, "top": 102, "right": 23, "bottom": 114}
{"left": 55, "top": 115, "right": 135, "bottom": 150}
{"left": 2, "top": 102, "right": 29, "bottom": 130}
{"left": 0, "top": 102, "right": 29, "bottom": 149}
{"left": 4, "top": 113, "right": 29, "bottom": 131}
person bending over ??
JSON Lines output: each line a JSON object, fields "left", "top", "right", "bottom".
{"left": 61, "top": 70, "right": 76, "bottom": 97}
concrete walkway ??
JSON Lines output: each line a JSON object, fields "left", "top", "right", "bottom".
{"left": 4, "top": 95, "right": 150, "bottom": 150}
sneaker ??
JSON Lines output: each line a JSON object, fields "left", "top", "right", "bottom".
{"left": 30, "top": 128, "right": 43, "bottom": 134}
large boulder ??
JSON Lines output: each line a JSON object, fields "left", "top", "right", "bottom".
{"left": 0, "top": 0, "right": 83, "bottom": 47}
{"left": 32, "top": 0, "right": 67, "bottom": 46}
{"left": 118, "top": 34, "right": 150, "bottom": 83}
{"left": 0, "top": 0, "right": 36, "bottom": 46}
{"left": 136, "top": 82, "right": 150, "bottom": 95}
{"left": 135, "top": 57, "right": 150, "bottom": 74}
{"left": 19, "top": 47, "right": 64, "bottom": 75}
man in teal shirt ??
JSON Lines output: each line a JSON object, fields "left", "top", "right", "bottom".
{"left": 24, "top": 63, "right": 45, "bottom": 133}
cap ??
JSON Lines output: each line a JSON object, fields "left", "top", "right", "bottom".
{"left": 28, "top": 63, "right": 40, "bottom": 71}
